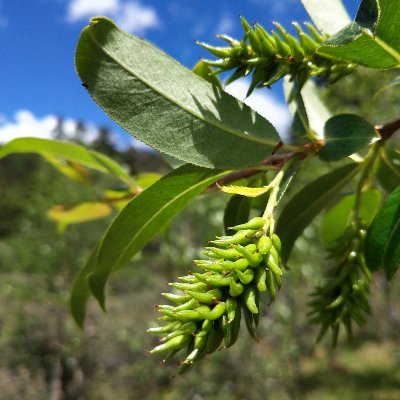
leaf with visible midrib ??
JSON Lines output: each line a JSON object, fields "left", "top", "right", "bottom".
{"left": 319, "top": 114, "right": 377, "bottom": 162}
{"left": 75, "top": 17, "right": 281, "bottom": 169}
{"left": 318, "top": 0, "right": 400, "bottom": 69}
{"left": 87, "top": 164, "right": 228, "bottom": 310}
{"left": 0, "top": 137, "right": 131, "bottom": 184}
{"left": 276, "top": 163, "right": 359, "bottom": 262}
{"left": 301, "top": 0, "right": 351, "bottom": 35}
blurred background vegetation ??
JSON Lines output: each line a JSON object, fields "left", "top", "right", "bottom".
{"left": 0, "top": 68, "right": 400, "bottom": 400}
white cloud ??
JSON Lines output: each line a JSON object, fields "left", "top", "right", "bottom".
{"left": 224, "top": 81, "right": 291, "bottom": 134}
{"left": 67, "top": 0, "right": 160, "bottom": 34}
{"left": 0, "top": 110, "right": 101, "bottom": 145}
{"left": 215, "top": 14, "right": 235, "bottom": 35}
{"left": 0, "top": 110, "right": 59, "bottom": 144}
{"left": 0, "top": 110, "right": 151, "bottom": 151}
{"left": 68, "top": 0, "right": 119, "bottom": 21}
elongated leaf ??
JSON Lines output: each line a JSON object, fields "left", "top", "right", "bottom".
{"left": 383, "top": 217, "right": 400, "bottom": 279}
{"left": 318, "top": 0, "right": 400, "bottom": 68}
{"left": 376, "top": 148, "right": 400, "bottom": 193}
{"left": 276, "top": 163, "right": 359, "bottom": 262}
{"left": 87, "top": 164, "right": 228, "bottom": 309}
{"left": 301, "top": 0, "right": 351, "bottom": 35}
{"left": 320, "top": 189, "right": 381, "bottom": 248}
{"left": 70, "top": 244, "right": 101, "bottom": 328}
{"left": 284, "top": 78, "right": 331, "bottom": 140}
{"left": 48, "top": 202, "right": 112, "bottom": 232}
{"left": 223, "top": 195, "right": 251, "bottom": 234}
{"left": 219, "top": 185, "right": 270, "bottom": 197}
{"left": 319, "top": 114, "right": 377, "bottom": 161}
{"left": 75, "top": 17, "right": 281, "bottom": 169}
{"left": 365, "top": 185, "right": 400, "bottom": 278}
{"left": 0, "top": 137, "right": 131, "bottom": 183}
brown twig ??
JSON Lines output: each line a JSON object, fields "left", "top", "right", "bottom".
{"left": 206, "top": 153, "right": 297, "bottom": 192}
{"left": 376, "top": 118, "right": 400, "bottom": 140}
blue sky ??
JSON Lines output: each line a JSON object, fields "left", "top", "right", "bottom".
{"left": 0, "top": 0, "right": 360, "bottom": 149}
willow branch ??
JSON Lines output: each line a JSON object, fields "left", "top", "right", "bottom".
{"left": 376, "top": 118, "right": 400, "bottom": 140}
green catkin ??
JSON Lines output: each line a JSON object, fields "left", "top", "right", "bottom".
{"left": 200, "top": 17, "right": 353, "bottom": 91}
{"left": 148, "top": 215, "right": 284, "bottom": 370}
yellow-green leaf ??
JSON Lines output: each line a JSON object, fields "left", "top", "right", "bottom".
{"left": 219, "top": 185, "right": 270, "bottom": 197}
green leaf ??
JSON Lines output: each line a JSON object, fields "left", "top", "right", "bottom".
{"left": 383, "top": 216, "right": 400, "bottom": 279}
{"left": 373, "top": 75, "right": 400, "bottom": 98}
{"left": 276, "top": 163, "right": 359, "bottom": 262}
{"left": 75, "top": 17, "right": 281, "bottom": 169}
{"left": 318, "top": 0, "right": 400, "bottom": 68}
{"left": 284, "top": 78, "right": 331, "bottom": 140}
{"left": 301, "top": 0, "right": 351, "bottom": 35}
{"left": 192, "top": 60, "right": 222, "bottom": 89}
{"left": 219, "top": 185, "right": 270, "bottom": 197}
{"left": 320, "top": 189, "right": 382, "bottom": 249}
{"left": 0, "top": 137, "right": 131, "bottom": 184}
{"left": 365, "top": 185, "right": 400, "bottom": 278}
{"left": 319, "top": 114, "right": 377, "bottom": 162}
{"left": 223, "top": 195, "right": 251, "bottom": 234}
{"left": 70, "top": 244, "right": 101, "bottom": 328}
{"left": 87, "top": 164, "right": 228, "bottom": 310}
{"left": 48, "top": 202, "right": 112, "bottom": 232}
{"left": 376, "top": 148, "right": 400, "bottom": 193}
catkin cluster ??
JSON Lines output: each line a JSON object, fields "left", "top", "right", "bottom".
{"left": 308, "top": 227, "right": 372, "bottom": 346}
{"left": 147, "top": 216, "right": 283, "bottom": 369}
{"left": 198, "top": 17, "right": 355, "bottom": 94}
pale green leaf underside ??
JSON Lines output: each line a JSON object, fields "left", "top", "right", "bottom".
{"left": 318, "top": 0, "right": 400, "bottom": 68}
{"left": 284, "top": 78, "right": 331, "bottom": 139}
{"left": 75, "top": 17, "right": 281, "bottom": 169}
{"left": 301, "top": 0, "right": 351, "bottom": 35}
{"left": 0, "top": 137, "right": 131, "bottom": 183}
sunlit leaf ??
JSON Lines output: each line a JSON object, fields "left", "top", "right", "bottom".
{"left": 75, "top": 17, "right": 281, "bottom": 169}
{"left": 318, "top": 0, "right": 400, "bottom": 69}
{"left": 0, "top": 137, "right": 131, "bottom": 184}
{"left": 301, "top": 0, "right": 351, "bottom": 35}
{"left": 219, "top": 184, "right": 270, "bottom": 197}
{"left": 48, "top": 202, "right": 112, "bottom": 232}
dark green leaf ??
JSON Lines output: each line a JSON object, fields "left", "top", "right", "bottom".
{"left": 365, "top": 185, "right": 400, "bottom": 278}
{"left": 320, "top": 189, "right": 381, "bottom": 248}
{"left": 88, "top": 164, "right": 228, "bottom": 309}
{"left": 223, "top": 195, "right": 251, "bottom": 234}
{"left": 276, "top": 163, "right": 359, "bottom": 262}
{"left": 319, "top": 114, "right": 377, "bottom": 162}
{"left": 376, "top": 148, "right": 400, "bottom": 193}
{"left": 70, "top": 244, "right": 101, "bottom": 328}
{"left": 0, "top": 137, "right": 131, "bottom": 184}
{"left": 75, "top": 17, "right": 281, "bottom": 169}
{"left": 383, "top": 217, "right": 400, "bottom": 279}
{"left": 318, "top": 0, "right": 400, "bottom": 69}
